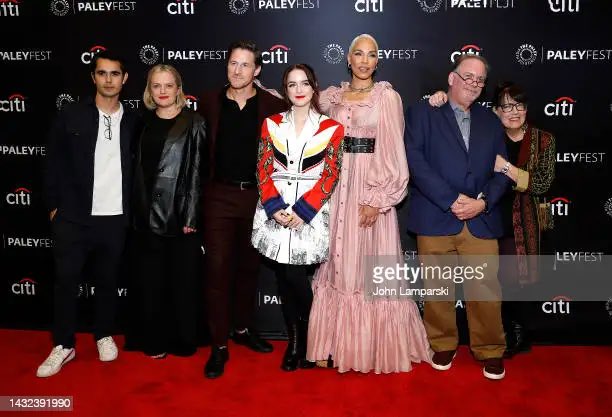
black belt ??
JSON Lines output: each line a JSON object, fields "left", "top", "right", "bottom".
{"left": 214, "top": 178, "right": 257, "bottom": 190}
{"left": 343, "top": 136, "right": 375, "bottom": 153}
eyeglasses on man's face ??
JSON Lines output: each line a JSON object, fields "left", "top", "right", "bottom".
{"left": 500, "top": 102, "right": 527, "bottom": 113}
{"left": 453, "top": 71, "right": 486, "bottom": 88}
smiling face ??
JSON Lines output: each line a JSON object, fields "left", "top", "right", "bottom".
{"left": 495, "top": 94, "right": 527, "bottom": 130}
{"left": 149, "top": 70, "right": 179, "bottom": 109}
{"left": 348, "top": 36, "right": 378, "bottom": 82}
{"left": 285, "top": 69, "right": 314, "bottom": 108}
{"left": 226, "top": 48, "right": 261, "bottom": 90}
{"left": 448, "top": 57, "right": 486, "bottom": 108}
{"left": 91, "top": 58, "right": 127, "bottom": 99}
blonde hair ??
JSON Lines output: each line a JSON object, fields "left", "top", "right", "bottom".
{"left": 348, "top": 33, "right": 379, "bottom": 55}
{"left": 143, "top": 64, "right": 186, "bottom": 110}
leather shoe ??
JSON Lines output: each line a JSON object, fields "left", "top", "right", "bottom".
{"left": 204, "top": 346, "right": 229, "bottom": 379}
{"left": 232, "top": 329, "right": 273, "bottom": 353}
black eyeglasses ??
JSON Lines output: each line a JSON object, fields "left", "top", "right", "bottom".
{"left": 103, "top": 115, "right": 112, "bottom": 141}
{"left": 453, "top": 71, "right": 486, "bottom": 88}
{"left": 500, "top": 103, "right": 527, "bottom": 113}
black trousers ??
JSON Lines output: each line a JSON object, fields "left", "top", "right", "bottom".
{"left": 51, "top": 215, "right": 126, "bottom": 348}
{"left": 127, "top": 230, "right": 201, "bottom": 356}
{"left": 274, "top": 263, "right": 313, "bottom": 324}
{"left": 499, "top": 235, "right": 527, "bottom": 326}
{"left": 203, "top": 182, "right": 262, "bottom": 346}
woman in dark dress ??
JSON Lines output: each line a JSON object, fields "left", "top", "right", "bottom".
{"left": 127, "top": 64, "right": 206, "bottom": 358}
{"left": 491, "top": 82, "right": 555, "bottom": 357}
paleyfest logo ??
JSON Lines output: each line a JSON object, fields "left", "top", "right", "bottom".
{"left": 516, "top": 44, "right": 538, "bottom": 66}
{"left": 415, "top": 0, "right": 443, "bottom": 13}
{"left": 229, "top": 0, "right": 249, "bottom": 14}
{"left": 323, "top": 43, "right": 345, "bottom": 64}
{"left": 139, "top": 45, "right": 160, "bottom": 65}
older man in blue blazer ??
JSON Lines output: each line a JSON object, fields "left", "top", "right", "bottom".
{"left": 405, "top": 55, "right": 509, "bottom": 380}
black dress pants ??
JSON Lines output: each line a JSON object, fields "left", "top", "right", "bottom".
{"left": 51, "top": 215, "right": 126, "bottom": 348}
{"left": 203, "top": 182, "right": 262, "bottom": 346}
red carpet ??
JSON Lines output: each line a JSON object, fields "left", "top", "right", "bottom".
{"left": 0, "top": 329, "right": 610, "bottom": 417}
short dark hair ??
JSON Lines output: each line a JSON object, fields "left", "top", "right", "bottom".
{"left": 227, "top": 40, "right": 262, "bottom": 67}
{"left": 281, "top": 64, "right": 322, "bottom": 115}
{"left": 89, "top": 50, "right": 127, "bottom": 74}
{"left": 452, "top": 54, "right": 490, "bottom": 75}
{"left": 493, "top": 81, "right": 528, "bottom": 108}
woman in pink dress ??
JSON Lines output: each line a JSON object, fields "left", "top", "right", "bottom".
{"left": 307, "top": 34, "right": 432, "bottom": 373}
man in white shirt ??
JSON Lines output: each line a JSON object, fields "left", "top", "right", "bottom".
{"left": 37, "top": 51, "right": 141, "bottom": 377}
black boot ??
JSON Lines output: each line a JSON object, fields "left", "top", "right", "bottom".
{"left": 281, "top": 323, "right": 300, "bottom": 371}
{"left": 204, "top": 346, "right": 229, "bottom": 379}
{"left": 297, "top": 318, "right": 315, "bottom": 369}
{"left": 504, "top": 321, "right": 531, "bottom": 358}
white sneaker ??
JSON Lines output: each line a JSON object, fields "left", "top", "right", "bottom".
{"left": 96, "top": 336, "right": 118, "bottom": 362}
{"left": 36, "top": 345, "right": 75, "bottom": 378}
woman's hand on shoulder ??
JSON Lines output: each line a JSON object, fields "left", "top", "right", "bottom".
{"left": 428, "top": 91, "right": 448, "bottom": 107}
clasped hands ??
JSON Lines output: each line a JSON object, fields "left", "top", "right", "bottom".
{"left": 273, "top": 209, "right": 305, "bottom": 229}
{"left": 451, "top": 193, "right": 486, "bottom": 221}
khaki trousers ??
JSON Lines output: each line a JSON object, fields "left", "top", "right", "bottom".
{"left": 417, "top": 224, "right": 505, "bottom": 360}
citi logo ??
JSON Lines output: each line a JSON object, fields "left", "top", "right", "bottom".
{"left": 544, "top": 96, "right": 575, "bottom": 117}
{"left": 542, "top": 296, "right": 571, "bottom": 314}
{"left": 12, "top": 278, "right": 37, "bottom": 296}
{"left": 548, "top": 0, "right": 579, "bottom": 13}
{"left": 355, "top": 0, "right": 383, "bottom": 12}
{"left": 450, "top": 44, "right": 482, "bottom": 63}
{"left": 5, "top": 187, "right": 31, "bottom": 205}
{"left": 167, "top": 0, "right": 196, "bottom": 15}
{"left": 262, "top": 44, "right": 289, "bottom": 64}
{"left": 81, "top": 45, "right": 107, "bottom": 65}
{"left": 185, "top": 95, "right": 198, "bottom": 111}
{"left": 0, "top": 0, "right": 20, "bottom": 17}
{"left": 0, "top": 93, "right": 26, "bottom": 112}
{"left": 550, "top": 197, "right": 570, "bottom": 216}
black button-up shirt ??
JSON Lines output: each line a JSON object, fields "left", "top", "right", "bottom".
{"left": 215, "top": 91, "right": 259, "bottom": 182}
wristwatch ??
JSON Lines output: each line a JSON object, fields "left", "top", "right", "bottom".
{"left": 477, "top": 192, "right": 488, "bottom": 213}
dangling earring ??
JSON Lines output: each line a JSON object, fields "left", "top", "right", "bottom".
{"left": 347, "top": 63, "right": 351, "bottom": 69}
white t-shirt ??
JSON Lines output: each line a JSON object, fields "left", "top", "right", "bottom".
{"left": 91, "top": 103, "right": 124, "bottom": 216}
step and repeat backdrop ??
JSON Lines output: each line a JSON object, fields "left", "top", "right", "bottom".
{"left": 1, "top": 0, "right": 611, "bottom": 343}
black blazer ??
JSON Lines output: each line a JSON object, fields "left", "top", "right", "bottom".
{"left": 132, "top": 109, "right": 206, "bottom": 236}
{"left": 43, "top": 97, "right": 141, "bottom": 225}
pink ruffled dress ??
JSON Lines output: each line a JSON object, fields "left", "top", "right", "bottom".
{"left": 307, "top": 82, "right": 432, "bottom": 373}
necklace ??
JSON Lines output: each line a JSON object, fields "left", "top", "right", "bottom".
{"left": 348, "top": 82, "right": 375, "bottom": 93}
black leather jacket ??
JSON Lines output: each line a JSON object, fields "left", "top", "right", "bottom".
{"left": 132, "top": 108, "right": 206, "bottom": 236}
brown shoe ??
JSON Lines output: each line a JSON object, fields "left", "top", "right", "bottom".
{"left": 431, "top": 350, "right": 456, "bottom": 371}
{"left": 482, "top": 357, "right": 505, "bottom": 380}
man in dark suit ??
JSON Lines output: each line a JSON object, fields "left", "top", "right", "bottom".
{"left": 37, "top": 51, "right": 141, "bottom": 377}
{"left": 405, "top": 55, "right": 509, "bottom": 380}
{"left": 199, "top": 40, "right": 287, "bottom": 379}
